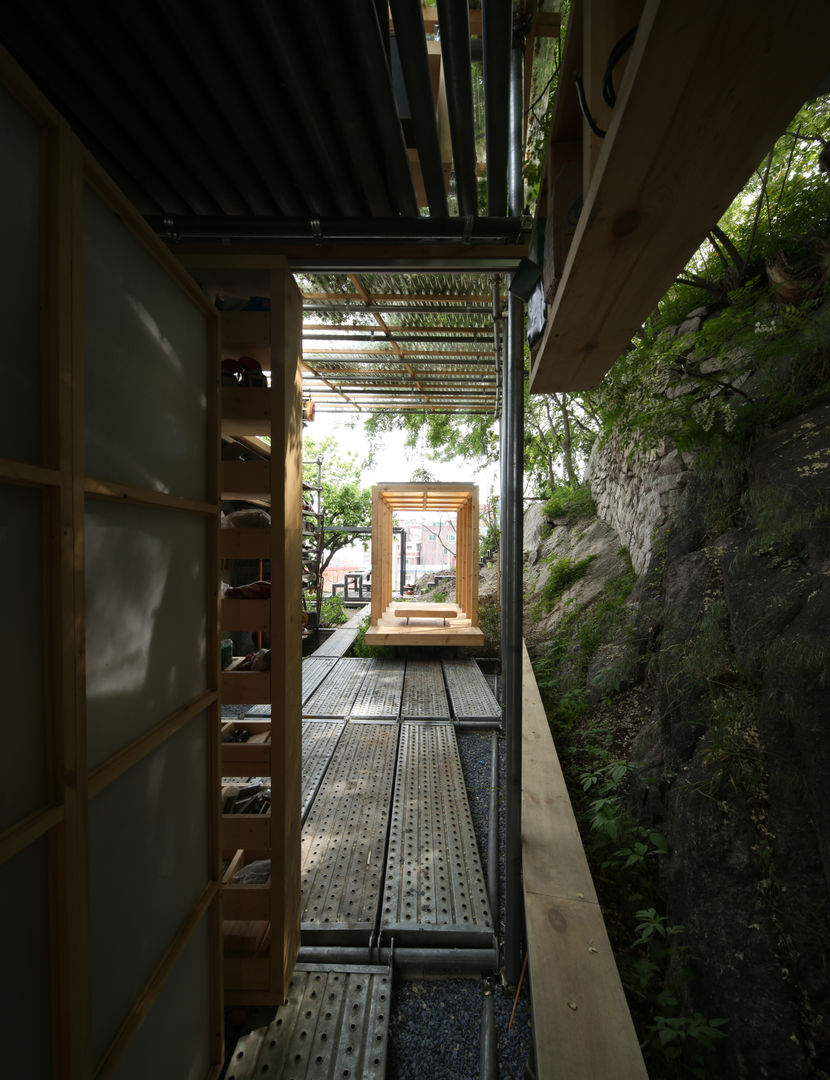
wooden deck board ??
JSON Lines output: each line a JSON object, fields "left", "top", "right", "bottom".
{"left": 521, "top": 643, "right": 646, "bottom": 1079}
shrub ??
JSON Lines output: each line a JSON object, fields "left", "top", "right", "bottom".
{"left": 543, "top": 484, "right": 597, "bottom": 523}
{"left": 320, "top": 593, "right": 349, "bottom": 627}
{"left": 541, "top": 553, "right": 599, "bottom": 610}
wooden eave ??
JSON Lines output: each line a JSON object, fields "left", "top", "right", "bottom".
{"left": 529, "top": 0, "right": 830, "bottom": 395}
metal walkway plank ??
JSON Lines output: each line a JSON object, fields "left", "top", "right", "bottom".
{"left": 224, "top": 964, "right": 390, "bottom": 1080}
{"left": 302, "top": 656, "right": 339, "bottom": 704}
{"left": 303, "top": 658, "right": 373, "bottom": 718}
{"left": 350, "top": 658, "right": 405, "bottom": 721}
{"left": 381, "top": 722, "right": 494, "bottom": 946}
{"left": 301, "top": 724, "right": 399, "bottom": 942}
{"left": 399, "top": 659, "right": 451, "bottom": 720}
{"left": 442, "top": 658, "right": 501, "bottom": 720}
{"left": 301, "top": 721, "right": 346, "bottom": 822}
{"left": 310, "top": 626, "right": 359, "bottom": 658}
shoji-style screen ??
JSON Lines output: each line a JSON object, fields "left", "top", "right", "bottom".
{"left": 0, "top": 48, "right": 221, "bottom": 1080}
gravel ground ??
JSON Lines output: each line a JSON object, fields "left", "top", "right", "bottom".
{"left": 386, "top": 727, "right": 534, "bottom": 1080}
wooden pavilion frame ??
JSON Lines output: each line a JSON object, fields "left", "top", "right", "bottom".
{"left": 366, "top": 482, "right": 484, "bottom": 647}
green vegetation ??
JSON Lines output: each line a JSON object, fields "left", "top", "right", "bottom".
{"left": 303, "top": 435, "right": 372, "bottom": 577}
{"left": 533, "top": 558, "right": 637, "bottom": 722}
{"left": 431, "top": 588, "right": 449, "bottom": 603}
{"left": 542, "top": 484, "right": 596, "bottom": 524}
{"left": 320, "top": 593, "right": 348, "bottom": 627}
{"left": 540, "top": 552, "right": 598, "bottom": 610}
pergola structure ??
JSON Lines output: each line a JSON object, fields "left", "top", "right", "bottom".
{"left": 366, "top": 483, "right": 483, "bottom": 646}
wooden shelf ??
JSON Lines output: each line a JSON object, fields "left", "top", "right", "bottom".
{"left": 221, "top": 459, "right": 270, "bottom": 500}
{"left": 221, "top": 597, "right": 270, "bottom": 632}
{"left": 221, "top": 386, "right": 271, "bottom": 437}
{"left": 529, "top": 0, "right": 830, "bottom": 394}
{"left": 221, "top": 669, "right": 271, "bottom": 704}
{"left": 223, "top": 884, "right": 271, "bottom": 922}
{"left": 221, "top": 310, "right": 271, "bottom": 346}
{"left": 222, "top": 813, "right": 271, "bottom": 852}
{"left": 185, "top": 255, "right": 303, "bottom": 1006}
{"left": 221, "top": 721, "right": 271, "bottom": 775}
{"left": 220, "top": 526, "right": 272, "bottom": 560}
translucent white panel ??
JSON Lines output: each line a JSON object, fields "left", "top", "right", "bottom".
{"left": 83, "top": 189, "right": 207, "bottom": 499}
{"left": 88, "top": 717, "right": 209, "bottom": 1063}
{"left": 113, "top": 918, "right": 211, "bottom": 1080}
{"left": 0, "top": 85, "right": 41, "bottom": 462}
{"left": 85, "top": 501, "right": 207, "bottom": 768}
{"left": 0, "top": 841, "right": 51, "bottom": 1076}
{"left": 0, "top": 485, "right": 45, "bottom": 830}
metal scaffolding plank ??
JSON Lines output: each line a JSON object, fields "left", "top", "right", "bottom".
{"left": 302, "top": 656, "right": 338, "bottom": 704}
{"left": 311, "top": 626, "right": 359, "bottom": 658}
{"left": 381, "top": 723, "right": 494, "bottom": 946}
{"left": 350, "top": 659, "right": 405, "bottom": 721}
{"left": 399, "top": 659, "right": 451, "bottom": 720}
{"left": 442, "top": 658, "right": 501, "bottom": 720}
{"left": 224, "top": 964, "right": 391, "bottom": 1080}
{"left": 301, "top": 721, "right": 346, "bottom": 822}
{"left": 301, "top": 724, "right": 399, "bottom": 942}
{"left": 303, "top": 658, "right": 373, "bottom": 718}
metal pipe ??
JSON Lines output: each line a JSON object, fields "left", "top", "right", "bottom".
{"left": 435, "top": 0, "right": 478, "bottom": 216}
{"left": 502, "top": 18, "right": 526, "bottom": 990}
{"left": 482, "top": 0, "right": 513, "bottom": 215}
{"left": 487, "top": 731, "right": 500, "bottom": 917}
{"left": 480, "top": 979, "right": 498, "bottom": 1080}
{"left": 389, "top": 0, "right": 450, "bottom": 216}
{"left": 296, "top": 945, "right": 499, "bottom": 972}
{"left": 346, "top": 3, "right": 420, "bottom": 217}
{"left": 303, "top": 303, "right": 494, "bottom": 315}
{"left": 153, "top": 214, "right": 522, "bottom": 242}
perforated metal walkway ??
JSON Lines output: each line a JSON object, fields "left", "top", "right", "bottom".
{"left": 225, "top": 964, "right": 391, "bottom": 1080}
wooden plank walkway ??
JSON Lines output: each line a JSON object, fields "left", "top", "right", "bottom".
{"left": 521, "top": 644, "right": 647, "bottom": 1079}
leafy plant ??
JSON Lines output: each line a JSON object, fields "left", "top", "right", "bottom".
{"left": 320, "top": 593, "right": 348, "bottom": 627}
{"left": 543, "top": 483, "right": 597, "bottom": 524}
{"left": 540, "top": 552, "right": 598, "bottom": 609}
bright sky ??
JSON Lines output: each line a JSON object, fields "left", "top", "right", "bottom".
{"left": 307, "top": 410, "right": 501, "bottom": 501}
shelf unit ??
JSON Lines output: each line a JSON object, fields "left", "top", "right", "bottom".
{"left": 302, "top": 459, "right": 323, "bottom": 633}
{"left": 184, "top": 255, "right": 303, "bottom": 1006}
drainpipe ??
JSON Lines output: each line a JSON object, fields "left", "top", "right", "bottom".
{"left": 500, "top": 15, "right": 526, "bottom": 990}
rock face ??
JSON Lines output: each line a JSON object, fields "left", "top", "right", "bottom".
{"left": 526, "top": 402, "right": 830, "bottom": 1076}
{"left": 587, "top": 430, "right": 694, "bottom": 574}
{"left": 632, "top": 403, "right": 830, "bottom": 1076}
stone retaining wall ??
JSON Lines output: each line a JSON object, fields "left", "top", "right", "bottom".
{"left": 586, "top": 432, "right": 694, "bottom": 574}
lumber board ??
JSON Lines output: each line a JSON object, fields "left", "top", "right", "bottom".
{"left": 392, "top": 603, "right": 459, "bottom": 619}
{"left": 220, "top": 386, "right": 271, "bottom": 437}
{"left": 222, "top": 311, "right": 271, "bottom": 346}
{"left": 221, "top": 460, "right": 271, "bottom": 501}
{"left": 530, "top": 0, "right": 830, "bottom": 394}
{"left": 221, "top": 670, "right": 271, "bottom": 705}
{"left": 220, "top": 597, "right": 270, "bottom": 633}
{"left": 522, "top": 645, "right": 645, "bottom": 1078}
{"left": 220, "top": 526, "right": 272, "bottom": 560}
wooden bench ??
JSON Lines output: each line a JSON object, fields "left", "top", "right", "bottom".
{"left": 392, "top": 603, "right": 459, "bottom": 620}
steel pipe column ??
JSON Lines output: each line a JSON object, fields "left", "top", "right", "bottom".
{"left": 500, "top": 18, "right": 525, "bottom": 989}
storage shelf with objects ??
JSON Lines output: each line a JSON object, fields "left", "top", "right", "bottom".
{"left": 181, "top": 254, "right": 303, "bottom": 1006}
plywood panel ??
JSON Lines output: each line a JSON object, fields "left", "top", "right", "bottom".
{"left": 0, "top": 82, "right": 40, "bottom": 463}
{"left": 85, "top": 502, "right": 208, "bottom": 769}
{"left": 0, "top": 483, "right": 46, "bottom": 830}
{"left": 88, "top": 718, "right": 209, "bottom": 1064}
{"left": 83, "top": 189, "right": 207, "bottom": 500}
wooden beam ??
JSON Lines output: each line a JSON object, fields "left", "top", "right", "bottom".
{"left": 522, "top": 644, "right": 647, "bottom": 1079}
{"left": 530, "top": 0, "right": 830, "bottom": 393}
